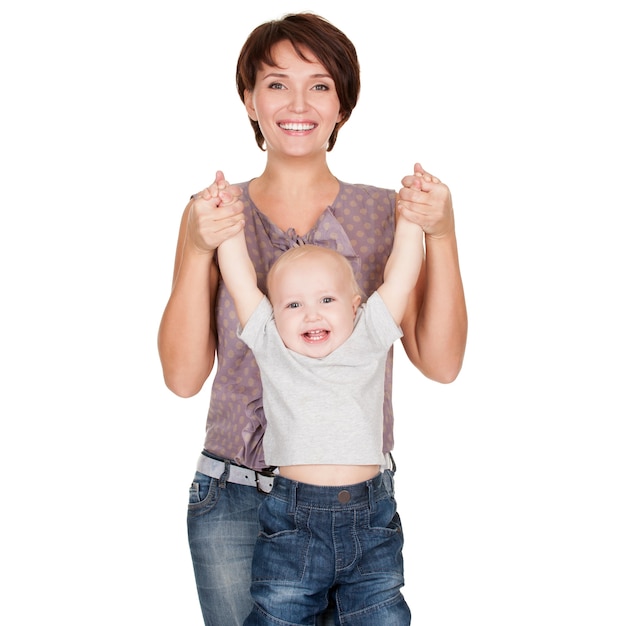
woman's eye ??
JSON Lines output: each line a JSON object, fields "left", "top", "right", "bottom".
{"left": 312, "top": 84, "right": 330, "bottom": 91}
{"left": 269, "top": 82, "right": 286, "bottom": 90}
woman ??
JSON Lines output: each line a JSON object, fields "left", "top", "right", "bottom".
{"left": 158, "top": 12, "right": 467, "bottom": 625}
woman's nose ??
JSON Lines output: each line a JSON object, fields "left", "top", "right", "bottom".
{"left": 288, "top": 90, "right": 308, "bottom": 113}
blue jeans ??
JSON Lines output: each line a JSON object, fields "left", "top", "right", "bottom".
{"left": 187, "top": 467, "right": 337, "bottom": 625}
{"left": 243, "top": 471, "right": 410, "bottom": 625}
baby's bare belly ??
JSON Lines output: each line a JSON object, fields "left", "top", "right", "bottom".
{"left": 279, "top": 464, "right": 380, "bottom": 486}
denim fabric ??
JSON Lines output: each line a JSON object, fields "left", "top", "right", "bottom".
{"left": 188, "top": 470, "right": 336, "bottom": 626}
{"left": 243, "top": 471, "right": 410, "bottom": 625}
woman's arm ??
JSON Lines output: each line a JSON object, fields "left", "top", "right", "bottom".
{"left": 157, "top": 172, "right": 244, "bottom": 397}
{"left": 397, "top": 164, "right": 468, "bottom": 383}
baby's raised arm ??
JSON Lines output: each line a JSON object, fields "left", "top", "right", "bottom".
{"left": 377, "top": 214, "right": 424, "bottom": 325}
{"left": 217, "top": 225, "right": 264, "bottom": 328}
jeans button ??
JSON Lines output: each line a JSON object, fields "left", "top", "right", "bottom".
{"left": 338, "top": 490, "right": 351, "bottom": 503}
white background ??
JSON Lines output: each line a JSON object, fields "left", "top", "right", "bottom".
{"left": 1, "top": 1, "right": 624, "bottom": 624}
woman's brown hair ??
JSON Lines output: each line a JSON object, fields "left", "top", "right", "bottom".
{"left": 236, "top": 13, "right": 360, "bottom": 151}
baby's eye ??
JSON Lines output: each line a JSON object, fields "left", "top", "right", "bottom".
{"left": 321, "top": 297, "right": 334, "bottom": 304}
{"left": 287, "top": 302, "right": 301, "bottom": 309}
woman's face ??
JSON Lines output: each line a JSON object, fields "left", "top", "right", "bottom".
{"left": 244, "top": 40, "right": 343, "bottom": 156}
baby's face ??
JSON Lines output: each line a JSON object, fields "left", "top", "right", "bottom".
{"left": 269, "top": 253, "right": 361, "bottom": 358}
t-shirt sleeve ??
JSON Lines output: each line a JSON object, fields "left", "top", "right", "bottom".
{"left": 364, "top": 291, "right": 404, "bottom": 348}
{"left": 237, "top": 296, "right": 274, "bottom": 351}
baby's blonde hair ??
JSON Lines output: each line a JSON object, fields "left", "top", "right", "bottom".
{"left": 267, "top": 245, "right": 362, "bottom": 302}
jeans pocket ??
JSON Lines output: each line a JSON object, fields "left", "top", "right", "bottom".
{"left": 187, "top": 471, "right": 220, "bottom": 514}
{"left": 257, "top": 494, "right": 297, "bottom": 537}
{"left": 252, "top": 496, "right": 310, "bottom": 584}
{"left": 369, "top": 494, "right": 402, "bottom": 532}
{"left": 358, "top": 497, "right": 405, "bottom": 577}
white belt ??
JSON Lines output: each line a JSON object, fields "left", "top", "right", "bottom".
{"left": 196, "top": 454, "right": 276, "bottom": 493}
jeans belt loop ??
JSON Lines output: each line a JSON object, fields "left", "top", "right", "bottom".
{"left": 288, "top": 480, "right": 297, "bottom": 515}
{"left": 218, "top": 460, "right": 230, "bottom": 489}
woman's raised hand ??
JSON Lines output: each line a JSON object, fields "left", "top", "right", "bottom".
{"left": 397, "top": 163, "right": 455, "bottom": 239}
{"left": 187, "top": 171, "right": 245, "bottom": 253}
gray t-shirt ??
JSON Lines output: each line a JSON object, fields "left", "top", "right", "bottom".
{"left": 238, "top": 292, "right": 402, "bottom": 467}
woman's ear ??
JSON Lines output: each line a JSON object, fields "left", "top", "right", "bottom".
{"left": 244, "top": 89, "right": 257, "bottom": 121}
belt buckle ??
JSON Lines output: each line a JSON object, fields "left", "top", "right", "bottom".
{"left": 255, "top": 468, "right": 275, "bottom": 494}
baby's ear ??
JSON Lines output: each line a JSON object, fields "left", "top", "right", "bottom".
{"left": 352, "top": 294, "right": 362, "bottom": 315}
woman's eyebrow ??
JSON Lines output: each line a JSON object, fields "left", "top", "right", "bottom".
{"left": 260, "top": 71, "right": 333, "bottom": 80}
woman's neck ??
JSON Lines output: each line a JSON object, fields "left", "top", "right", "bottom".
{"left": 249, "top": 156, "right": 339, "bottom": 234}
{"left": 255, "top": 152, "right": 336, "bottom": 192}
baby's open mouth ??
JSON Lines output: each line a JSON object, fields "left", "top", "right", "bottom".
{"left": 303, "top": 329, "right": 329, "bottom": 342}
